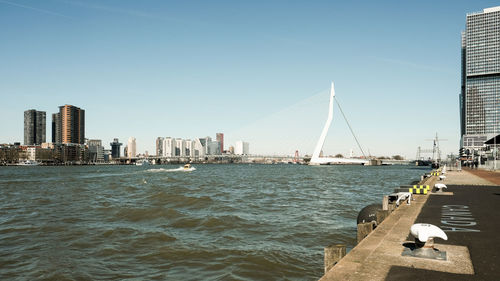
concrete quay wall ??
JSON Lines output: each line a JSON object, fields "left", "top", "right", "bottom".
{"left": 319, "top": 169, "right": 498, "bottom": 281}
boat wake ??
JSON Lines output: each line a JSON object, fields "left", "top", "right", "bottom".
{"left": 146, "top": 167, "right": 196, "bottom": 173}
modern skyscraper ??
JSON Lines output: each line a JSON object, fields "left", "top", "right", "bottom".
{"left": 127, "top": 137, "right": 136, "bottom": 158}
{"left": 216, "top": 133, "right": 224, "bottom": 153}
{"left": 156, "top": 137, "right": 164, "bottom": 156}
{"left": 24, "top": 109, "right": 46, "bottom": 145}
{"left": 53, "top": 105, "right": 85, "bottom": 144}
{"left": 51, "top": 113, "right": 61, "bottom": 143}
{"left": 461, "top": 6, "right": 500, "bottom": 150}
{"left": 110, "top": 138, "right": 122, "bottom": 159}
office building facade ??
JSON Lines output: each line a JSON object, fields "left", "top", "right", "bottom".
{"left": 461, "top": 6, "right": 500, "bottom": 150}
{"left": 208, "top": 140, "right": 221, "bottom": 155}
{"left": 127, "top": 137, "right": 136, "bottom": 158}
{"left": 24, "top": 109, "right": 46, "bottom": 145}
{"left": 110, "top": 138, "right": 122, "bottom": 159}
{"left": 156, "top": 137, "right": 164, "bottom": 156}
{"left": 235, "top": 141, "right": 249, "bottom": 155}
{"left": 216, "top": 133, "right": 224, "bottom": 153}
{"left": 88, "top": 139, "right": 104, "bottom": 163}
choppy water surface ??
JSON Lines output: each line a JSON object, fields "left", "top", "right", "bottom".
{"left": 0, "top": 164, "right": 427, "bottom": 280}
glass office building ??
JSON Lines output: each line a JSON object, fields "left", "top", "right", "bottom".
{"left": 461, "top": 6, "right": 500, "bottom": 149}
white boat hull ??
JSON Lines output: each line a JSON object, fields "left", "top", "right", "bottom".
{"left": 17, "top": 160, "right": 40, "bottom": 166}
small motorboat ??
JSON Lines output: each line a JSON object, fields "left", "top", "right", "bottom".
{"left": 136, "top": 159, "right": 150, "bottom": 166}
{"left": 18, "top": 160, "right": 40, "bottom": 166}
{"left": 183, "top": 164, "right": 196, "bottom": 172}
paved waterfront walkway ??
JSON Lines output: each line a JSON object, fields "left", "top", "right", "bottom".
{"left": 463, "top": 167, "right": 500, "bottom": 185}
{"left": 440, "top": 169, "right": 495, "bottom": 185}
{"left": 320, "top": 170, "right": 500, "bottom": 281}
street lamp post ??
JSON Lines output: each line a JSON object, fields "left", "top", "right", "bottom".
{"left": 494, "top": 135, "right": 497, "bottom": 170}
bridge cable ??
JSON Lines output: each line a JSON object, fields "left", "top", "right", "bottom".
{"left": 334, "top": 97, "right": 367, "bottom": 158}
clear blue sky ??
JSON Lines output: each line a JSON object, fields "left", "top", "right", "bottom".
{"left": 1, "top": 0, "right": 498, "bottom": 158}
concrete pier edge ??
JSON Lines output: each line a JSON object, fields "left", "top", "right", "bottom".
{"left": 319, "top": 167, "right": 498, "bottom": 281}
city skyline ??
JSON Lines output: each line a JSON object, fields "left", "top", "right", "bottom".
{"left": 17, "top": 105, "right": 246, "bottom": 158}
{"left": 2, "top": 1, "right": 500, "bottom": 157}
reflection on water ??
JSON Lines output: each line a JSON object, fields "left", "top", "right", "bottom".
{"left": 0, "top": 164, "right": 427, "bottom": 280}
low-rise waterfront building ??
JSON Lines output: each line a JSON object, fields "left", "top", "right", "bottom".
{"left": 52, "top": 143, "right": 87, "bottom": 164}
{"left": 103, "top": 149, "right": 111, "bottom": 162}
{"left": 27, "top": 147, "right": 36, "bottom": 160}
{"left": 35, "top": 147, "right": 54, "bottom": 163}
{"left": 88, "top": 139, "right": 104, "bottom": 163}
{"left": 22, "top": 145, "right": 54, "bottom": 163}
{"left": 0, "top": 144, "right": 21, "bottom": 164}
{"left": 1, "top": 144, "right": 52, "bottom": 164}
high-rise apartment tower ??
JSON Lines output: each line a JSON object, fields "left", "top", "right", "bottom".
{"left": 156, "top": 137, "right": 164, "bottom": 156}
{"left": 216, "top": 133, "right": 224, "bottom": 153}
{"left": 52, "top": 113, "right": 61, "bottom": 143}
{"left": 52, "top": 105, "right": 85, "bottom": 144}
{"left": 24, "top": 109, "right": 46, "bottom": 145}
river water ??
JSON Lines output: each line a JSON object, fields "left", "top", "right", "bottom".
{"left": 0, "top": 164, "right": 427, "bottom": 280}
